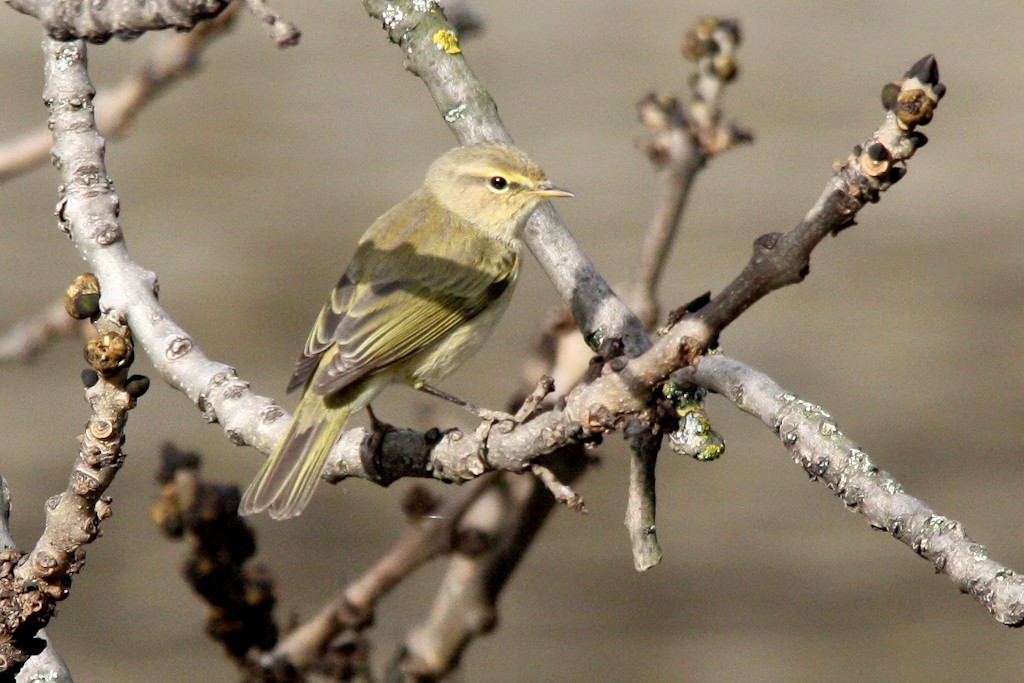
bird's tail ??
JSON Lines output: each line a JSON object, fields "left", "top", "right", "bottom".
{"left": 239, "top": 388, "right": 353, "bottom": 519}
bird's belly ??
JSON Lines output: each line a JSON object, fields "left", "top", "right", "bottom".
{"left": 401, "top": 286, "right": 513, "bottom": 387}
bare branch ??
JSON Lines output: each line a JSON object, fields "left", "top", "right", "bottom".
{"left": 0, "top": 9, "right": 238, "bottom": 184}
{"left": 0, "top": 479, "right": 73, "bottom": 682}
{"left": 0, "top": 276, "right": 147, "bottom": 675}
{"left": 395, "top": 467, "right": 586, "bottom": 680}
{"left": 8, "top": 0, "right": 232, "bottom": 42}
{"left": 624, "top": 421, "right": 661, "bottom": 570}
{"left": 686, "top": 353, "right": 1024, "bottom": 626}
{"left": 690, "top": 56, "right": 944, "bottom": 336}
{"left": 628, "top": 16, "right": 752, "bottom": 328}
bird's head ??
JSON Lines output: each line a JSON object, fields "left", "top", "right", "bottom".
{"left": 425, "top": 142, "right": 572, "bottom": 240}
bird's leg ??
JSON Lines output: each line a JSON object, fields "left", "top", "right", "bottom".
{"left": 416, "top": 383, "right": 515, "bottom": 424}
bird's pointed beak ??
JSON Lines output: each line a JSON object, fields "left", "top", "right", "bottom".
{"left": 533, "top": 183, "right": 574, "bottom": 199}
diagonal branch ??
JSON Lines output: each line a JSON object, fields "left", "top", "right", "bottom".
{"left": 686, "top": 354, "right": 1024, "bottom": 626}
{"left": 363, "top": 0, "right": 650, "bottom": 357}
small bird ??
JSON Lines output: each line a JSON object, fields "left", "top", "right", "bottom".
{"left": 240, "top": 142, "right": 572, "bottom": 519}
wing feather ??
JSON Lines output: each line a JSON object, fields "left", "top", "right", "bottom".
{"left": 286, "top": 194, "right": 519, "bottom": 397}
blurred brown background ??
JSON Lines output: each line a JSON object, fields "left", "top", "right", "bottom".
{"left": 2, "top": 1, "right": 1023, "bottom": 680}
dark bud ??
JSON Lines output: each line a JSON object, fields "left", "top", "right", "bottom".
{"left": 596, "top": 337, "right": 625, "bottom": 361}
{"left": 150, "top": 484, "right": 184, "bottom": 538}
{"left": 683, "top": 291, "right": 712, "bottom": 313}
{"left": 608, "top": 357, "right": 628, "bottom": 372}
{"left": 682, "top": 17, "right": 717, "bottom": 61}
{"left": 755, "top": 232, "right": 782, "bottom": 251}
{"left": 718, "top": 18, "right": 742, "bottom": 45}
{"left": 905, "top": 54, "right": 939, "bottom": 86}
{"left": 880, "top": 82, "right": 900, "bottom": 111}
{"left": 712, "top": 54, "right": 737, "bottom": 82}
{"left": 622, "top": 416, "right": 648, "bottom": 440}
{"left": 65, "top": 272, "right": 101, "bottom": 320}
{"left": 81, "top": 368, "right": 100, "bottom": 388}
{"left": 423, "top": 427, "right": 443, "bottom": 445}
{"left": 933, "top": 82, "right": 946, "bottom": 100}
{"left": 860, "top": 143, "right": 891, "bottom": 177}
{"left": 69, "top": 293, "right": 100, "bottom": 320}
{"left": 866, "top": 142, "right": 889, "bottom": 162}
{"left": 908, "top": 131, "right": 929, "bottom": 148}
{"left": 888, "top": 165, "right": 907, "bottom": 183}
{"left": 125, "top": 374, "right": 150, "bottom": 398}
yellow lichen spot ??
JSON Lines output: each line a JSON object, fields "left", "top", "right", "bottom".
{"left": 432, "top": 29, "right": 461, "bottom": 54}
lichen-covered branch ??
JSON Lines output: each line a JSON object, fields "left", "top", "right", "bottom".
{"left": 686, "top": 354, "right": 1024, "bottom": 626}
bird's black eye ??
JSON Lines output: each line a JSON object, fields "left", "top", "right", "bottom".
{"left": 488, "top": 176, "right": 509, "bottom": 191}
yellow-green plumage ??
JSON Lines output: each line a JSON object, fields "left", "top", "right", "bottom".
{"left": 239, "top": 142, "right": 571, "bottom": 519}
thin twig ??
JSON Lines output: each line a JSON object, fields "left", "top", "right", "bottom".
{"left": 393, "top": 463, "right": 588, "bottom": 681}
{"left": 624, "top": 422, "right": 662, "bottom": 570}
{"left": 0, "top": 300, "right": 85, "bottom": 362}
{"left": 243, "top": 0, "right": 300, "bottom": 47}
{"left": 628, "top": 16, "right": 751, "bottom": 327}
{"left": 688, "top": 57, "right": 944, "bottom": 335}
